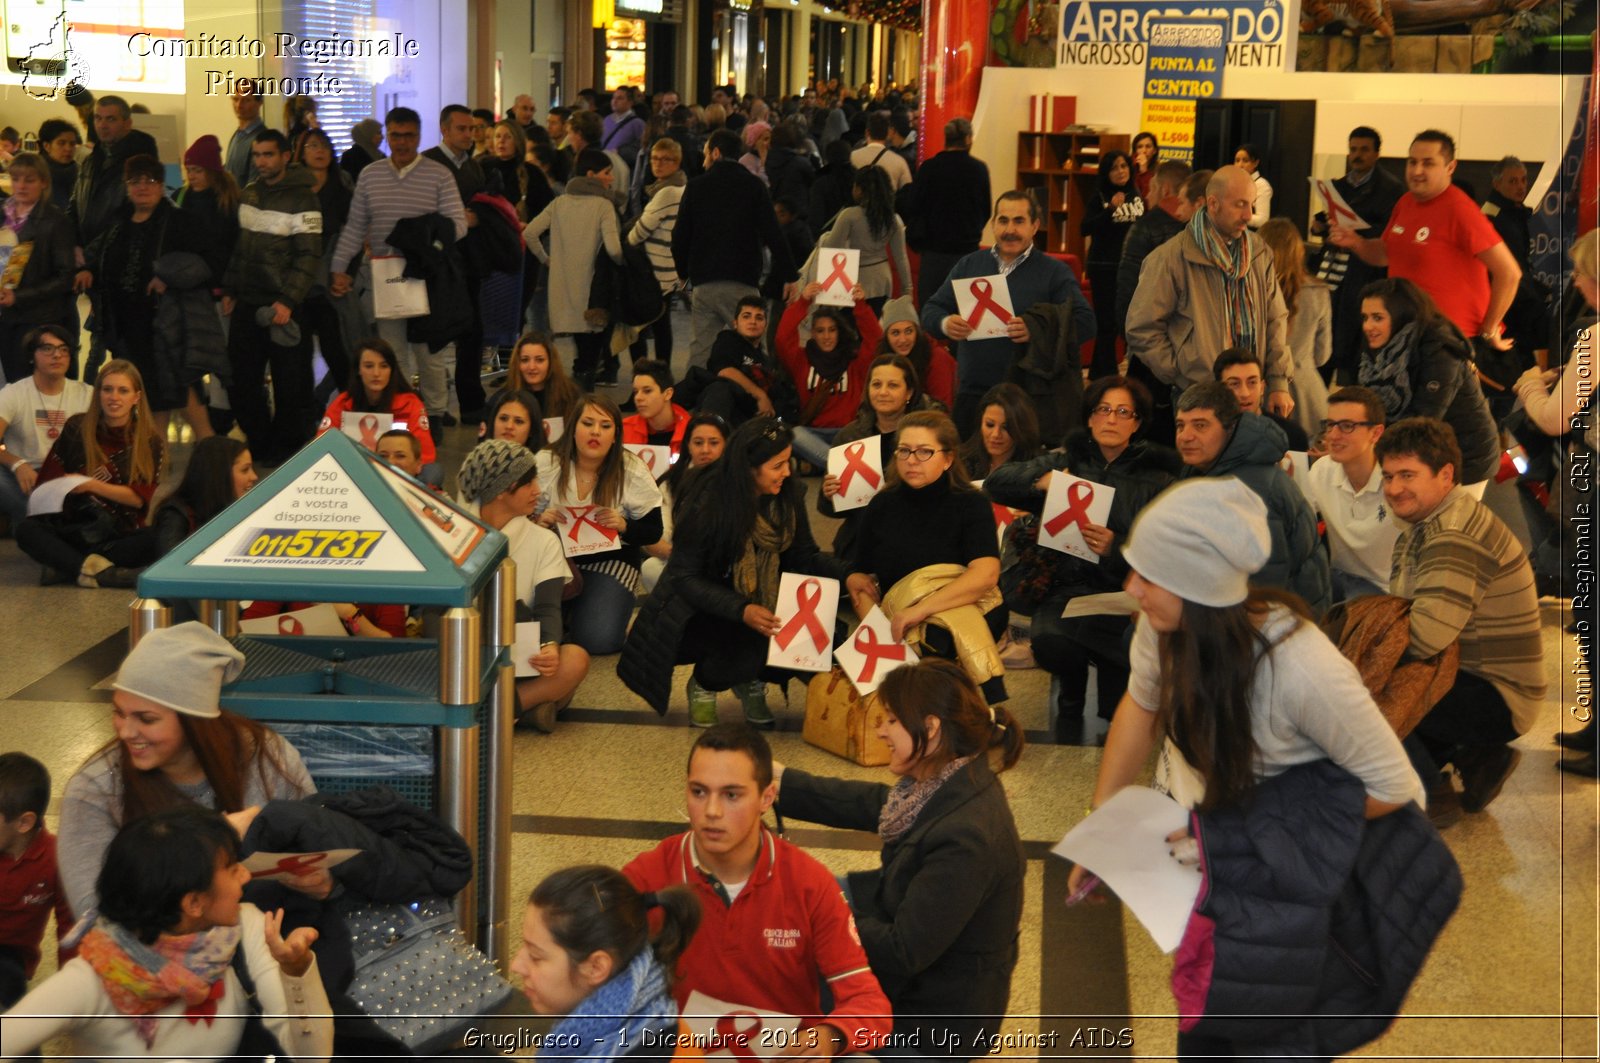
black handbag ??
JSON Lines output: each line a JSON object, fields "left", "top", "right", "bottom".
{"left": 998, "top": 513, "right": 1062, "bottom": 614}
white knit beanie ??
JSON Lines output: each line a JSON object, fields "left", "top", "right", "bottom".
{"left": 113, "top": 622, "right": 246, "bottom": 718}
{"left": 1121, "top": 478, "right": 1272, "bottom": 607}
{"left": 879, "top": 295, "right": 918, "bottom": 332}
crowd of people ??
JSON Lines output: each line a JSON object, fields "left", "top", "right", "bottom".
{"left": 0, "top": 78, "right": 1591, "bottom": 1061}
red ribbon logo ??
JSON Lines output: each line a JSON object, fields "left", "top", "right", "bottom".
{"left": 358, "top": 414, "right": 381, "bottom": 449}
{"left": 1044, "top": 480, "right": 1096, "bottom": 537}
{"left": 836, "top": 441, "right": 881, "bottom": 496}
{"left": 567, "top": 506, "right": 619, "bottom": 545}
{"left": 993, "top": 502, "right": 1018, "bottom": 529}
{"left": 965, "top": 278, "right": 1013, "bottom": 329}
{"left": 852, "top": 626, "right": 906, "bottom": 683}
{"left": 713, "top": 1012, "right": 763, "bottom": 1061}
{"left": 251, "top": 853, "right": 328, "bottom": 879}
{"left": 1318, "top": 179, "right": 1366, "bottom": 232}
{"left": 278, "top": 616, "right": 305, "bottom": 636}
{"left": 639, "top": 448, "right": 658, "bottom": 475}
{"left": 774, "top": 577, "right": 830, "bottom": 653}
{"left": 820, "top": 252, "right": 852, "bottom": 295}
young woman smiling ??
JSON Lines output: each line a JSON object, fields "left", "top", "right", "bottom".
{"left": 15, "top": 358, "right": 166, "bottom": 586}
{"left": 535, "top": 394, "right": 664, "bottom": 655}
{"left": 957, "top": 382, "right": 1041, "bottom": 479}
{"left": 56, "top": 623, "right": 317, "bottom": 922}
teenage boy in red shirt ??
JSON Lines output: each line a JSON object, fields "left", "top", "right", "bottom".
{"left": 624, "top": 724, "right": 892, "bottom": 1057}
{"left": 0, "top": 753, "right": 72, "bottom": 1010}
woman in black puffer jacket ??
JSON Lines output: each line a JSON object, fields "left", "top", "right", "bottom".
{"left": 1357, "top": 277, "right": 1500, "bottom": 487}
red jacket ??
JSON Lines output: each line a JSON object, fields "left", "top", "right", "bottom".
{"left": 622, "top": 403, "right": 691, "bottom": 449}
{"left": 623, "top": 828, "right": 893, "bottom": 1052}
{"left": 317, "top": 391, "right": 436, "bottom": 465}
{"left": 776, "top": 298, "right": 882, "bottom": 430}
{"left": 920, "top": 338, "right": 958, "bottom": 410}
{"left": 0, "top": 828, "right": 72, "bottom": 978}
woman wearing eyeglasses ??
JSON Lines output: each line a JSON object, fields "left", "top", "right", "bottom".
{"left": 846, "top": 410, "right": 1010, "bottom": 703}
{"left": 986, "top": 375, "right": 1180, "bottom": 740}
{"left": 620, "top": 417, "right": 844, "bottom": 727}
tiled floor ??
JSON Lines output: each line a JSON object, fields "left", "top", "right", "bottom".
{"left": 4, "top": 314, "right": 1596, "bottom": 1059}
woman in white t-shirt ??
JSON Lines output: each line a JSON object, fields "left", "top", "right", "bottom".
{"left": 1071, "top": 477, "right": 1420, "bottom": 853}
{"left": 457, "top": 439, "right": 590, "bottom": 732}
{"left": 0, "top": 324, "right": 94, "bottom": 528}
{"left": 534, "top": 394, "right": 664, "bottom": 655}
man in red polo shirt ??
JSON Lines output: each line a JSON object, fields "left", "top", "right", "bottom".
{"left": 1329, "top": 129, "right": 1522, "bottom": 362}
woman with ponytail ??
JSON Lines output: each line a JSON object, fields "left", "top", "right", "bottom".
{"left": 511, "top": 865, "right": 700, "bottom": 1061}
{"left": 775, "top": 659, "right": 1025, "bottom": 1063}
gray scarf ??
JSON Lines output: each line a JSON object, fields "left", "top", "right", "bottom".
{"left": 1359, "top": 320, "right": 1421, "bottom": 420}
{"left": 878, "top": 754, "right": 975, "bottom": 843}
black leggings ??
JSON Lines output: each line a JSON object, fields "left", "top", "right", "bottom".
{"left": 628, "top": 309, "right": 674, "bottom": 365}
{"left": 16, "top": 518, "right": 154, "bottom": 575}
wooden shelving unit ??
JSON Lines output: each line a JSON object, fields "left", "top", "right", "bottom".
{"left": 1016, "top": 130, "right": 1133, "bottom": 259}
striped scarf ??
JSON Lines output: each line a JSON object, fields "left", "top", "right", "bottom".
{"left": 1188, "top": 207, "right": 1258, "bottom": 353}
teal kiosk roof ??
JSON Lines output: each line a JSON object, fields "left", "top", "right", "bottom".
{"left": 140, "top": 430, "right": 507, "bottom": 607}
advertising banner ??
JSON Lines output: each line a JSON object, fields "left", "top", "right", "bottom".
{"left": 1137, "top": 17, "right": 1226, "bottom": 165}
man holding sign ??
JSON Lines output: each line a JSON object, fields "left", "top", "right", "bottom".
{"left": 922, "top": 190, "right": 1094, "bottom": 435}
{"left": 622, "top": 725, "right": 892, "bottom": 1059}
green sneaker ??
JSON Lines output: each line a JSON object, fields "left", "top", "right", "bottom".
{"left": 734, "top": 680, "right": 774, "bottom": 729}
{"left": 688, "top": 678, "right": 719, "bottom": 728}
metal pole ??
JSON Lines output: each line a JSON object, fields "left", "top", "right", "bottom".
{"left": 438, "top": 606, "right": 483, "bottom": 938}
{"left": 197, "top": 599, "right": 240, "bottom": 639}
{"left": 127, "top": 599, "right": 173, "bottom": 650}
{"left": 478, "top": 558, "right": 517, "bottom": 966}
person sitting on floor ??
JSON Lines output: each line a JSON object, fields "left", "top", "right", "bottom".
{"left": 621, "top": 724, "right": 892, "bottom": 1057}
{"left": 622, "top": 359, "right": 690, "bottom": 450}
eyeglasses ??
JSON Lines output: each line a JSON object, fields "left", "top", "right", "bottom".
{"left": 894, "top": 445, "right": 947, "bottom": 463}
{"left": 35, "top": 344, "right": 72, "bottom": 355}
{"left": 125, "top": 176, "right": 161, "bottom": 187}
{"left": 1321, "top": 419, "right": 1375, "bottom": 434}
{"left": 1091, "top": 404, "right": 1139, "bottom": 421}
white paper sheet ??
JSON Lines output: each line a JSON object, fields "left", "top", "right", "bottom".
{"left": 239, "top": 603, "right": 349, "bottom": 637}
{"left": 826, "top": 436, "right": 885, "bottom": 512}
{"left": 681, "top": 991, "right": 802, "bottom": 1061}
{"left": 243, "top": 847, "right": 362, "bottom": 882}
{"left": 1310, "top": 177, "right": 1374, "bottom": 232}
{"left": 341, "top": 411, "right": 394, "bottom": 450}
{"left": 1052, "top": 786, "right": 1201, "bottom": 953}
{"left": 512, "top": 621, "right": 542, "bottom": 677}
{"left": 624, "top": 443, "right": 671, "bottom": 481}
{"left": 558, "top": 504, "right": 621, "bottom": 557}
{"left": 1038, "top": 471, "right": 1115, "bottom": 563}
{"left": 25, "top": 474, "right": 89, "bottom": 516}
{"left": 833, "top": 605, "right": 918, "bottom": 696}
{"left": 766, "top": 572, "right": 840, "bottom": 673}
{"left": 951, "top": 273, "right": 1016, "bottom": 340}
{"left": 542, "top": 416, "right": 564, "bottom": 444}
{"left": 813, "top": 248, "right": 861, "bottom": 307}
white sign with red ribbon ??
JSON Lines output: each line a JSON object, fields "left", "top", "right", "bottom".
{"left": 682, "top": 991, "right": 802, "bottom": 1061}
{"left": 953, "top": 273, "right": 1016, "bottom": 340}
{"left": 341, "top": 411, "right": 393, "bottom": 451}
{"left": 834, "top": 605, "right": 918, "bottom": 696}
{"left": 542, "top": 417, "right": 564, "bottom": 444}
{"left": 766, "top": 572, "right": 840, "bottom": 673}
{"left": 559, "top": 504, "right": 621, "bottom": 557}
{"left": 826, "top": 436, "right": 885, "bottom": 512}
{"left": 1311, "top": 177, "right": 1374, "bottom": 233}
{"left": 239, "top": 603, "right": 349, "bottom": 637}
{"left": 243, "top": 848, "right": 362, "bottom": 883}
{"left": 624, "top": 443, "right": 671, "bottom": 481}
{"left": 1039, "top": 471, "right": 1115, "bottom": 563}
{"left": 813, "top": 248, "right": 861, "bottom": 308}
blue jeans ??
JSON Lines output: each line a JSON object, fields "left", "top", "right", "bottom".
{"left": 790, "top": 425, "right": 840, "bottom": 469}
{"left": 0, "top": 464, "right": 30, "bottom": 527}
{"left": 566, "top": 567, "right": 636, "bottom": 656}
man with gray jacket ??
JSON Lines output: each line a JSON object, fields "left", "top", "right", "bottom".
{"left": 222, "top": 130, "right": 322, "bottom": 465}
{"left": 1126, "top": 165, "right": 1294, "bottom": 420}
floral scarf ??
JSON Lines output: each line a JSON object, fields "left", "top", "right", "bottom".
{"left": 549, "top": 946, "right": 678, "bottom": 1062}
{"left": 1358, "top": 320, "right": 1421, "bottom": 420}
{"left": 879, "top": 754, "right": 976, "bottom": 843}
{"left": 76, "top": 916, "right": 241, "bottom": 1048}
{"left": 1188, "top": 206, "right": 1258, "bottom": 354}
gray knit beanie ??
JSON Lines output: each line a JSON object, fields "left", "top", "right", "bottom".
{"left": 458, "top": 439, "right": 537, "bottom": 505}
{"left": 879, "top": 295, "right": 918, "bottom": 332}
{"left": 1121, "top": 478, "right": 1272, "bottom": 607}
{"left": 113, "top": 622, "right": 246, "bottom": 718}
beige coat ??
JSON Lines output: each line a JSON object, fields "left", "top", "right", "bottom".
{"left": 1125, "top": 226, "right": 1291, "bottom": 394}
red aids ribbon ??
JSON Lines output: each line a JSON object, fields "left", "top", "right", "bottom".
{"left": 251, "top": 853, "right": 328, "bottom": 879}
{"left": 965, "top": 278, "right": 1012, "bottom": 329}
{"left": 836, "top": 441, "right": 881, "bottom": 496}
{"left": 852, "top": 625, "right": 906, "bottom": 683}
{"left": 993, "top": 502, "right": 1018, "bottom": 529}
{"left": 1044, "top": 480, "right": 1096, "bottom": 537}
{"left": 358, "top": 414, "right": 380, "bottom": 449}
{"left": 566, "top": 506, "right": 619, "bottom": 544}
{"left": 278, "top": 615, "right": 305, "bottom": 636}
{"left": 820, "top": 252, "right": 852, "bottom": 293}
{"left": 773, "top": 577, "right": 830, "bottom": 653}
{"left": 1317, "top": 180, "right": 1365, "bottom": 232}
{"left": 183, "top": 979, "right": 226, "bottom": 1026}
{"left": 713, "top": 1012, "right": 764, "bottom": 1062}
{"left": 639, "top": 448, "right": 658, "bottom": 475}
